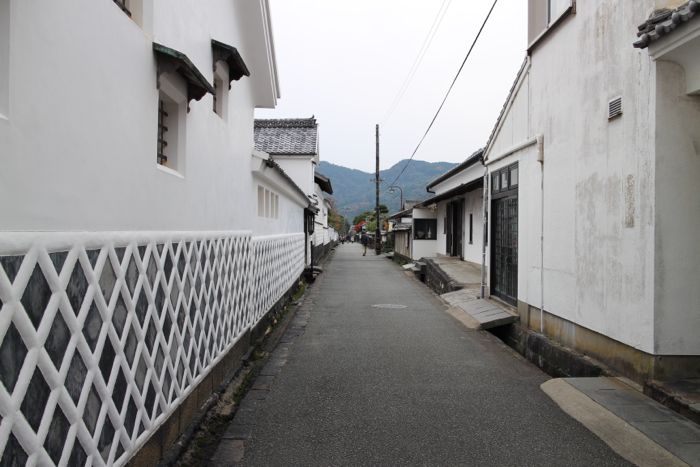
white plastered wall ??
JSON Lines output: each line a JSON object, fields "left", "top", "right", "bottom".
{"left": 272, "top": 157, "right": 316, "bottom": 196}
{"left": 653, "top": 59, "right": 700, "bottom": 354}
{"left": 485, "top": 2, "right": 660, "bottom": 354}
{"left": 0, "top": 0, "right": 285, "bottom": 233}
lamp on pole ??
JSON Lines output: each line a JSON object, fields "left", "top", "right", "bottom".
{"left": 389, "top": 185, "right": 403, "bottom": 211}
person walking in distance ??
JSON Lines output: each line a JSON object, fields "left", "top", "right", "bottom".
{"left": 360, "top": 232, "right": 369, "bottom": 256}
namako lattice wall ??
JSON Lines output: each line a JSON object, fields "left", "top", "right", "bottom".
{"left": 0, "top": 231, "right": 304, "bottom": 466}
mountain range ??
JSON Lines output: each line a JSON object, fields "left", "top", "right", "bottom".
{"left": 318, "top": 159, "right": 458, "bottom": 222}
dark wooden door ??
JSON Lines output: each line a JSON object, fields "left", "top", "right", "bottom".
{"left": 452, "top": 199, "right": 463, "bottom": 258}
{"left": 446, "top": 203, "right": 453, "bottom": 255}
{"left": 491, "top": 195, "right": 518, "bottom": 304}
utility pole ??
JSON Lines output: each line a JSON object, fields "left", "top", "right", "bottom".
{"left": 375, "top": 124, "right": 382, "bottom": 255}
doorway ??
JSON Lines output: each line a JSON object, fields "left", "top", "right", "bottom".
{"left": 490, "top": 164, "right": 518, "bottom": 305}
{"left": 446, "top": 199, "right": 464, "bottom": 258}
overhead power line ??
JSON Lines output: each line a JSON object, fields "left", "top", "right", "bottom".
{"left": 386, "top": 0, "right": 499, "bottom": 189}
{"left": 381, "top": 0, "right": 452, "bottom": 125}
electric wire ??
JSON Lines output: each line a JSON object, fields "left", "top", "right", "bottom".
{"left": 381, "top": 0, "right": 452, "bottom": 125}
{"left": 386, "top": 0, "right": 499, "bottom": 190}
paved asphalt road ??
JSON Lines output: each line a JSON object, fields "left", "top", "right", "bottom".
{"left": 234, "top": 244, "right": 631, "bottom": 466}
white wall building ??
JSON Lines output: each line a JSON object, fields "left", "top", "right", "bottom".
{"left": 418, "top": 150, "right": 485, "bottom": 265}
{"left": 483, "top": 0, "right": 700, "bottom": 382}
{"left": 0, "top": 1, "right": 312, "bottom": 465}
{"left": 254, "top": 118, "right": 339, "bottom": 267}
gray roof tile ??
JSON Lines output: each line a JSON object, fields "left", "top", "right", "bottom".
{"left": 634, "top": 1, "right": 700, "bottom": 48}
{"left": 254, "top": 117, "right": 318, "bottom": 155}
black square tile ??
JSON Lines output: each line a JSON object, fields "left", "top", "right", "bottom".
{"left": 112, "top": 294, "right": 128, "bottom": 338}
{"left": 82, "top": 384, "right": 101, "bottom": 436}
{"left": 49, "top": 251, "right": 68, "bottom": 275}
{"left": 68, "top": 438, "right": 87, "bottom": 466}
{"left": 45, "top": 311, "right": 71, "bottom": 370}
{"left": 44, "top": 404, "right": 70, "bottom": 465}
{"left": 20, "top": 368, "right": 51, "bottom": 432}
{"left": 0, "top": 433, "right": 28, "bottom": 466}
{"left": 82, "top": 302, "right": 103, "bottom": 352}
{"left": 0, "top": 255, "right": 23, "bottom": 284}
{"left": 66, "top": 261, "right": 89, "bottom": 315}
{"left": 98, "top": 416, "right": 115, "bottom": 462}
{"left": 98, "top": 338, "right": 116, "bottom": 383}
{"left": 21, "top": 264, "right": 52, "bottom": 329}
{"left": 98, "top": 259, "right": 117, "bottom": 305}
{"left": 65, "top": 351, "right": 87, "bottom": 405}
{"left": 0, "top": 323, "right": 28, "bottom": 393}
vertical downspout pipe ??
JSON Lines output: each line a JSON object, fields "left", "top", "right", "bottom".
{"left": 480, "top": 167, "right": 488, "bottom": 299}
{"left": 537, "top": 134, "right": 545, "bottom": 333}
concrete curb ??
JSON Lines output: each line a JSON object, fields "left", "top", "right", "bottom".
{"left": 541, "top": 379, "right": 689, "bottom": 467}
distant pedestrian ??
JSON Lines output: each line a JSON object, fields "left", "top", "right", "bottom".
{"left": 360, "top": 232, "right": 369, "bottom": 256}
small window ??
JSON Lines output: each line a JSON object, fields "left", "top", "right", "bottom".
{"left": 257, "top": 186, "right": 279, "bottom": 219}
{"left": 0, "top": 0, "right": 9, "bottom": 118}
{"left": 257, "top": 186, "right": 265, "bottom": 216}
{"left": 156, "top": 73, "right": 187, "bottom": 173}
{"left": 469, "top": 214, "right": 473, "bottom": 245}
{"left": 213, "top": 61, "right": 229, "bottom": 119}
{"left": 414, "top": 219, "right": 437, "bottom": 240}
{"left": 491, "top": 163, "right": 519, "bottom": 194}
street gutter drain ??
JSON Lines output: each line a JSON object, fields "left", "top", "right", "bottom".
{"left": 372, "top": 304, "right": 407, "bottom": 309}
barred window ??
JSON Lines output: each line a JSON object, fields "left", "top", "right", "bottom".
{"left": 157, "top": 99, "right": 168, "bottom": 165}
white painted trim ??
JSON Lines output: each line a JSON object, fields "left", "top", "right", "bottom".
{"left": 649, "top": 20, "right": 700, "bottom": 60}
{"left": 156, "top": 164, "right": 185, "bottom": 179}
{"left": 485, "top": 137, "right": 538, "bottom": 166}
{"left": 0, "top": 230, "right": 252, "bottom": 254}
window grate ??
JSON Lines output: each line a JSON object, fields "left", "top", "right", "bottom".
{"left": 213, "top": 79, "right": 218, "bottom": 113}
{"left": 112, "top": 0, "right": 131, "bottom": 17}
{"left": 608, "top": 96, "right": 622, "bottom": 120}
{"left": 157, "top": 100, "right": 168, "bottom": 165}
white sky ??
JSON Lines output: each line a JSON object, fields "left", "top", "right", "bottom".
{"left": 255, "top": 0, "right": 528, "bottom": 173}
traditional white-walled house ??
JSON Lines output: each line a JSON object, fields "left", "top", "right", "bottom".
{"left": 388, "top": 204, "right": 415, "bottom": 262}
{"left": 418, "top": 149, "right": 485, "bottom": 265}
{"left": 312, "top": 172, "right": 338, "bottom": 261}
{"left": 483, "top": 0, "right": 700, "bottom": 383}
{"left": 254, "top": 117, "right": 338, "bottom": 268}
{"left": 0, "top": 1, "right": 312, "bottom": 465}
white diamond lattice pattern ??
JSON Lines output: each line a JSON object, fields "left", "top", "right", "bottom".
{"left": 0, "top": 231, "right": 305, "bottom": 466}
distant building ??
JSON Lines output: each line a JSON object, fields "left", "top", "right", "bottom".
{"left": 254, "top": 117, "right": 339, "bottom": 267}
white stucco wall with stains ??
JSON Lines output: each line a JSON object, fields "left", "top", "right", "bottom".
{"left": 485, "top": 1, "right": 700, "bottom": 356}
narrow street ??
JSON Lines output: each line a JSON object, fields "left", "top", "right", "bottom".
{"left": 214, "top": 244, "right": 630, "bottom": 466}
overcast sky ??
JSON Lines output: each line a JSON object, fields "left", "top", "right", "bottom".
{"left": 255, "top": 0, "right": 527, "bottom": 173}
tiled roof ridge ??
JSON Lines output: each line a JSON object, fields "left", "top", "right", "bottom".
{"left": 634, "top": 0, "right": 700, "bottom": 48}
{"left": 255, "top": 117, "right": 317, "bottom": 128}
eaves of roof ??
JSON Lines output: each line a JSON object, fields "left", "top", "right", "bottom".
{"left": 153, "top": 43, "right": 215, "bottom": 102}
{"left": 417, "top": 178, "right": 483, "bottom": 208}
{"left": 388, "top": 208, "right": 413, "bottom": 221}
{"left": 634, "top": 1, "right": 700, "bottom": 49}
{"left": 212, "top": 39, "right": 250, "bottom": 81}
{"left": 315, "top": 172, "right": 333, "bottom": 194}
{"left": 426, "top": 149, "right": 484, "bottom": 192}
